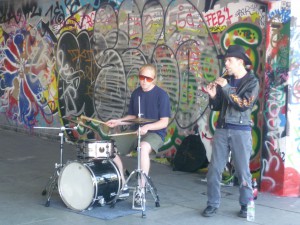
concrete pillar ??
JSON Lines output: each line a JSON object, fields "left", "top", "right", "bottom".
{"left": 260, "top": 0, "right": 300, "bottom": 197}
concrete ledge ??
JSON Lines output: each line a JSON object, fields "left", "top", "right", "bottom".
{"left": 0, "top": 124, "right": 60, "bottom": 141}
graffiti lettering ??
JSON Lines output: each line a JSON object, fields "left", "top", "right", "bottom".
{"left": 44, "top": 2, "right": 65, "bottom": 25}
{"left": 268, "top": 8, "right": 291, "bottom": 24}
{"left": 204, "top": 7, "right": 232, "bottom": 27}
{"left": 0, "top": 2, "right": 22, "bottom": 24}
{"left": 22, "top": 1, "right": 42, "bottom": 19}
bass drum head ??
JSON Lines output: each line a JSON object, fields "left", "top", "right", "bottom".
{"left": 58, "top": 161, "right": 95, "bottom": 211}
{"left": 58, "top": 160, "right": 121, "bottom": 211}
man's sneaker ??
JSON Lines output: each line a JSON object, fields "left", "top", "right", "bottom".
{"left": 202, "top": 206, "right": 218, "bottom": 217}
{"left": 118, "top": 187, "right": 129, "bottom": 199}
{"left": 238, "top": 205, "right": 247, "bottom": 218}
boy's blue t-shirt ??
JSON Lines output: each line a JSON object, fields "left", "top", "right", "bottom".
{"left": 128, "top": 86, "right": 171, "bottom": 140}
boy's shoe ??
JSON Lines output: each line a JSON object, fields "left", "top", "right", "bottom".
{"left": 238, "top": 205, "right": 247, "bottom": 218}
{"left": 202, "top": 206, "right": 218, "bottom": 217}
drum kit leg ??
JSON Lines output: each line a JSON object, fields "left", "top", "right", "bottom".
{"left": 117, "top": 123, "right": 160, "bottom": 218}
{"left": 113, "top": 96, "right": 160, "bottom": 217}
{"left": 36, "top": 126, "right": 78, "bottom": 207}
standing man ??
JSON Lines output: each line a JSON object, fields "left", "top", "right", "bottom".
{"left": 106, "top": 64, "right": 171, "bottom": 199}
{"left": 202, "top": 45, "right": 259, "bottom": 218}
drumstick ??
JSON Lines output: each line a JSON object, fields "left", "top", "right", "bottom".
{"left": 67, "top": 119, "right": 96, "bottom": 131}
{"left": 108, "top": 132, "right": 137, "bottom": 137}
{"left": 80, "top": 115, "right": 106, "bottom": 125}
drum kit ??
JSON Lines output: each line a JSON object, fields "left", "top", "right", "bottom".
{"left": 36, "top": 111, "right": 160, "bottom": 217}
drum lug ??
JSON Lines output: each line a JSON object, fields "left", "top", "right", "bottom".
{"left": 87, "top": 206, "right": 94, "bottom": 211}
{"left": 97, "top": 196, "right": 106, "bottom": 206}
{"left": 110, "top": 192, "right": 117, "bottom": 197}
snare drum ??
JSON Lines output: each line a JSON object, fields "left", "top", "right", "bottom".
{"left": 58, "top": 159, "right": 121, "bottom": 211}
{"left": 78, "top": 140, "right": 116, "bottom": 159}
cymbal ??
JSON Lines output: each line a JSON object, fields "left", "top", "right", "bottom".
{"left": 123, "top": 118, "right": 156, "bottom": 124}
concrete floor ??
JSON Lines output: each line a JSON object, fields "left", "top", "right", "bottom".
{"left": 0, "top": 128, "right": 300, "bottom": 225}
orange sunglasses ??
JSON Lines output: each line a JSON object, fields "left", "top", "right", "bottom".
{"left": 138, "top": 74, "right": 154, "bottom": 82}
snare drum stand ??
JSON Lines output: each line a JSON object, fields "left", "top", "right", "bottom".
{"left": 123, "top": 98, "right": 160, "bottom": 218}
{"left": 40, "top": 126, "right": 77, "bottom": 207}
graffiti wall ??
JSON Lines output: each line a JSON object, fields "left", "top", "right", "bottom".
{"left": 0, "top": 0, "right": 265, "bottom": 169}
{"left": 1, "top": 0, "right": 298, "bottom": 196}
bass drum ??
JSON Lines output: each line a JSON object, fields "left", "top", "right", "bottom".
{"left": 58, "top": 159, "right": 121, "bottom": 211}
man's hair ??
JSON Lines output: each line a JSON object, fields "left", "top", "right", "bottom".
{"left": 139, "top": 64, "right": 157, "bottom": 79}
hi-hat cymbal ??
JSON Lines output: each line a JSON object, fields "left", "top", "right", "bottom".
{"left": 123, "top": 118, "right": 156, "bottom": 124}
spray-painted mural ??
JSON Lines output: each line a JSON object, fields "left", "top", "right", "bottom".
{"left": 0, "top": 0, "right": 298, "bottom": 196}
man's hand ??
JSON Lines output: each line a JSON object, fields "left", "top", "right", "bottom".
{"left": 105, "top": 119, "right": 120, "bottom": 128}
{"left": 139, "top": 125, "right": 149, "bottom": 135}
{"left": 214, "top": 77, "right": 228, "bottom": 87}
{"left": 205, "top": 82, "right": 217, "bottom": 98}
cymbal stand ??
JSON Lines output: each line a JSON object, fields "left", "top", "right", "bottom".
{"left": 123, "top": 97, "right": 160, "bottom": 218}
{"left": 36, "top": 126, "right": 78, "bottom": 207}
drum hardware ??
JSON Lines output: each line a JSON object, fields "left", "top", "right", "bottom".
{"left": 34, "top": 126, "right": 78, "bottom": 207}
{"left": 114, "top": 96, "right": 160, "bottom": 218}
{"left": 98, "top": 197, "right": 105, "bottom": 207}
{"left": 77, "top": 140, "right": 116, "bottom": 159}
